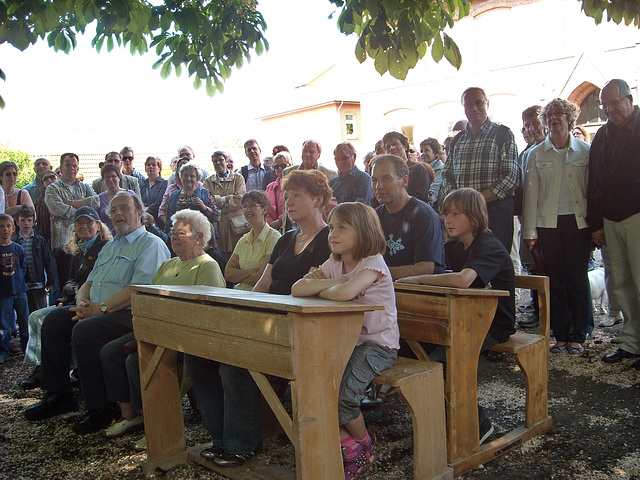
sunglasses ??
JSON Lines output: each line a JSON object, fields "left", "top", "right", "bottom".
{"left": 43, "top": 175, "right": 57, "bottom": 182}
{"left": 274, "top": 164, "right": 289, "bottom": 170}
{"left": 122, "top": 156, "right": 134, "bottom": 161}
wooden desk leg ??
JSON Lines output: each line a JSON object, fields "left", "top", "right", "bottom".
{"left": 138, "top": 341, "right": 187, "bottom": 475}
{"left": 445, "top": 297, "right": 497, "bottom": 463}
{"left": 289, "top": 313, "right": 362, "bottom": 480}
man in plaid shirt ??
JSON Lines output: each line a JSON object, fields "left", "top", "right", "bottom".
{"left": 441, "top": 87, "right": 519, "bottom": 251}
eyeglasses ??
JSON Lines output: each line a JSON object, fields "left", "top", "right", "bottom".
{"left": 409, "top": 149, "right": 416, "bottom": 154}
{"left": 169, "top": 230, "right": 192, "bottom": 238}
{"left": 242, "top": 204, "right": 263, "bottom": 210}
{"left": 599, "top": 97, "right": 627, "bottom": 110}
{"left": 274, "top": 164, "right": 288, "bottom": 170}
{"left": 122, "top": 156, "right": 134, "bottom": 161}
{"left": 43, "top": 175, "right": 57, "bottom": 182}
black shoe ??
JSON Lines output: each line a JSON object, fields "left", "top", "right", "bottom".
{"left": 517, "top": 301, "right": 535, "bottom": 313}
{"left": 602, "top": 348, "right": 640, "bottom": 363}
{"left": 519, "top": 314, "right": 539, "bottom": 328}
{"left": 70, "top": 369, "right": 80, "bottom": 389}
{"left": 484, "top": 350, "right": 505, "bottom": 361}
{"left": 72, "top": 408, "right": 115, "bottom": 434}
{"left": 20, "top": 365, "right": 42, "bottom": 390}
{"left": 200, "top": 445, "right": 225, "bottom": 460}
{"left": 213, "top": 444, "right": 263, "bottom": 467}
{"left": 24, "top": 392, "right": 79, "bottom": 421}
{"left": 479, "top": 417, "right": 494, "bottom": 445}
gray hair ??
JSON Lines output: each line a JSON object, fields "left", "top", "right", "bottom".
{"left": 603, "top": 79, "right": 632, "bottom": 98}
{"left": 111, "top": 190, "right": 145, "bottom": 213}
{"left": 170, "top": 209, "right": 212, "bottom": 245}
{"left": 541, "top": 98, "right": 580, "bottom": 131}
{"left": 273, "top": 151, "right": 293, "bottom": 165}
{"left": 302, "top": 139, "right": 322, "bottom": 154}
{"left": 461, "top": 87, "right": 489, "bottom": 104}
{"left": 179, "top": 162, "right": 201, "bottom": 181}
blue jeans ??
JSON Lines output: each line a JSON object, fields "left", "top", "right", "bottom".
{"left": 0, "top": 293, "right": 29, "bottom": 359}
{"left": 185, "top": 354, "right": 262, "bottom": 454}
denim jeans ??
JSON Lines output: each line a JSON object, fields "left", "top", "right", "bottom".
{"left": 0, "top": 293, "right": 29, "bottom": 359}
{"left": 185, "top": 354, "right": 262, "bottom": 454}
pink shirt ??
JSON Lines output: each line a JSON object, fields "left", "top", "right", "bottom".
{"left": 320, "top": 253, "right": 399, "bottom": 349}
{"left": 265, "top": 178, "right": 284, "bottom": 225}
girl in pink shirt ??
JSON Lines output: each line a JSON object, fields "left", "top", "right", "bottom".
{"left": 292, "top": 202, "right": 399, "bottom": 480}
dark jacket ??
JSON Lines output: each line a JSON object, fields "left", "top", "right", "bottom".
{"left": 14, "top": 232, "right": 57, "bottom": 288}
{"left": 55, "top": 236, "right": 109, "bottom": 305}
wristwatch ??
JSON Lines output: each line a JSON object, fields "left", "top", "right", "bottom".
{"left": 100, "top": 303, "right": 108, "bottom": 313}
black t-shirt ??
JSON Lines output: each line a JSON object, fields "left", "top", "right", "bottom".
{"left": 449, "top": 231, "right": 515, "bottom": 343}
{"left": 268, "top": 226, "right": 331, "bottom": 295}
{"left": 376, "top": 197, "right": 445, "bottom": 273}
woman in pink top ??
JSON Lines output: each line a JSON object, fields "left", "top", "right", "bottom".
{"left": 265, "top": 151, "right": 292, "bottom": 231}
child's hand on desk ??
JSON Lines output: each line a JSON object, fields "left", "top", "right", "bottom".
{"left": 304, "top": 267, "right": 326, "bottom": 280}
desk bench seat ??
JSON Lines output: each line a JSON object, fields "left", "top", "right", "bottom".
{"left": 372, "top": 357, "right": 453, "bottom": 480}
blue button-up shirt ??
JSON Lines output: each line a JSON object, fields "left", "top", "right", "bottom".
{"left": 87, "top": 225, "right": 170, "bottom": 305}
{"left": 329, "top": 166, "right": 373, "bottom": 205}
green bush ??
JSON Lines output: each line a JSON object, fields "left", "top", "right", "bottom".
{"left": 0, "top": 144, "right": 34, "bottom": 188}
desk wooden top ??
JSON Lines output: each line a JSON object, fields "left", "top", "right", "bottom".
{"left": 394, "top": 282, "right": 510, "bottom": 297}
{"left": 131, "top": 284, "right": 384, "bottom": 314}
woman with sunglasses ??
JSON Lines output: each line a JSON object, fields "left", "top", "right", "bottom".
{"left": 0, "top": 161, "right": 35, "bottom": 219}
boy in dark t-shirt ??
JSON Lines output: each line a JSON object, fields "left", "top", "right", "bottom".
{"left": 398, "top": 188, "right": 515, "bottom": 445}
{"left": 0, "top": 213, "right": 29, "bottom": 362}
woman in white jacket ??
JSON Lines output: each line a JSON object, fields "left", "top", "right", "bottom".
{"left": 523, "top": 98, "right": 591, "bottom": 355}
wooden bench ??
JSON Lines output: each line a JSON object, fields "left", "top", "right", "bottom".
{"left": 372, "top": 356, "right": 453, "bottom": 480}
{"left": 393, "top": 280, "right": 553, "bottom": 477}
{"left": 487, "top": 275, "right": 551, "bottom": 430}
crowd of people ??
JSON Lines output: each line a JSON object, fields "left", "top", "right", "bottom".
{"left": 1, "top": 79, "right": 639, "bottom": 480}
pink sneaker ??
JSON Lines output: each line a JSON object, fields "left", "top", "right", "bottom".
{"left": 343, "top": 444, "right": 376, "bottom": 480}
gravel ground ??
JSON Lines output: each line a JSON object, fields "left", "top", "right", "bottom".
{"left": 1, "top": 292, "right": 639, "bottom": 480}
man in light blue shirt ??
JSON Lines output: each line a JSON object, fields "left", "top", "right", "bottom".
{"left": 240, "top": 139, "right": 272, "bottom": 190}
{"left": 23, "top": 157, "right": 52, "bottom": 203}
{"left": 24, "top": 191, "right": 170, "bottom": 433}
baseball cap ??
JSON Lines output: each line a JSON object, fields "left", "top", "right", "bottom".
{"left": 74, "top": 206, "right": 100, "bottom": 222}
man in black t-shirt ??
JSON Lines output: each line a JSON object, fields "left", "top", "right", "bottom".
{"left": 371, "top": 155, "right": 445, "bottom": 280}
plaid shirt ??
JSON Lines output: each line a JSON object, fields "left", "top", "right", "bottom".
{"left": 442, "top": 120, "right": 519, "bottom": 200}
{"left": 19, "top": 231, "right": 44, "bottom": 290}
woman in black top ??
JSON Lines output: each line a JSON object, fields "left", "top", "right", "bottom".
{"left": 254, "top": 169, "right": 333, "bottom": 295}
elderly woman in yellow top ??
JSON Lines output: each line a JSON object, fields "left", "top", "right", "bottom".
{"left": 523, "top": 98, "right": 591, "bottom": 356}
{"left": 203, "top": 150, "right": 247, "bottom": 257}
{"left": 100, "top": 209, "right": 225, "bottom": 438}
{"left": 224, "top": 190, "right": 281, "bottom": 290}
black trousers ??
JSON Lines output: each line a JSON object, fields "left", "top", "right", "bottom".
{"left": 40, "top": 306, "right": 133, "bottom": 410}
{"left": 538, "top": 215, "right": 591, "bottom": 344}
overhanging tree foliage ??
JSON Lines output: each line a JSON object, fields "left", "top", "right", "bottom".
{"left": 0, "top": 0, "right": 639, "bottom": 109}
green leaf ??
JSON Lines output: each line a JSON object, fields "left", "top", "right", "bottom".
{"left": 374, "top": 50, "right": 388, "bottom": 75}
{"left": 431, "top": 32, "right": 444, "bottom": 62}
{"left": 443, "top": 33, "right": 462, "bottom": 69}
{"left": 160, "top": 59, "right": 172, "bottom": 79}
{"left": 107, "top": 35, "right": 114, "bottom": 52}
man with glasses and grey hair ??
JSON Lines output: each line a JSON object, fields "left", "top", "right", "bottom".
{"left": 587, "top": 79, "right": 640, "bottom": 368}
{"left": 24, "top": 157, "right": 52, "bottom": 202}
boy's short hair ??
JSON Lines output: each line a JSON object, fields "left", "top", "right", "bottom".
{"left": 17, "top": 205, "right": 36, "bottom": 219}
{"left": 0, "top": 213, "right": 14, "bottom": 224}
{"left": 441, "top": 188, "right": 489, "bottom": 236}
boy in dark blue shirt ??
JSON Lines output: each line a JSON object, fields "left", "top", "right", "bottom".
{"left": 14, "top": 206, "right": 56, "bottom": 313}
{"left": 0, "top": 213, "right": 29, "bottom": 362}
{"left": 398, "top": 188, "right": 515, "bottom": 445}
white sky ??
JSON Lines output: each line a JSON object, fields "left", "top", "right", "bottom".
{"left": 0, "top": 0, "right": 357, "bottom": 155}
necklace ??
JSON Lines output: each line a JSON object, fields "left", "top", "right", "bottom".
{"left": 296, "top": 224, "right": 325, "bottom": 243}
{"left": 5, "top": 188, "right": 17, "bottom": 198}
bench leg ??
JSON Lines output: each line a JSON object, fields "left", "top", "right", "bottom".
{"left": 396, "top": 366, "right": 453, "bottom": 480}
{"left": 514, "top": 341, "right": 548, "bottom": 427}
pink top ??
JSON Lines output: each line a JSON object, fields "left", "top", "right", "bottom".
{"left": 320, "top": 253, "right": 399, "bottom": 349}
{"left": 265, "top": 178, "right": 284, "bottom": 225}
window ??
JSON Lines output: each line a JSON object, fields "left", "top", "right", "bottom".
{"left": 577, "top": 89, "right": 607, "bottom": 126}
{"left": 345, "top": 114, "right": 357, "bottom": 139}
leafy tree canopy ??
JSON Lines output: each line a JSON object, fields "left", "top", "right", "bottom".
{"left": 0, "top": 0, "right": 639, "bottom": 109}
